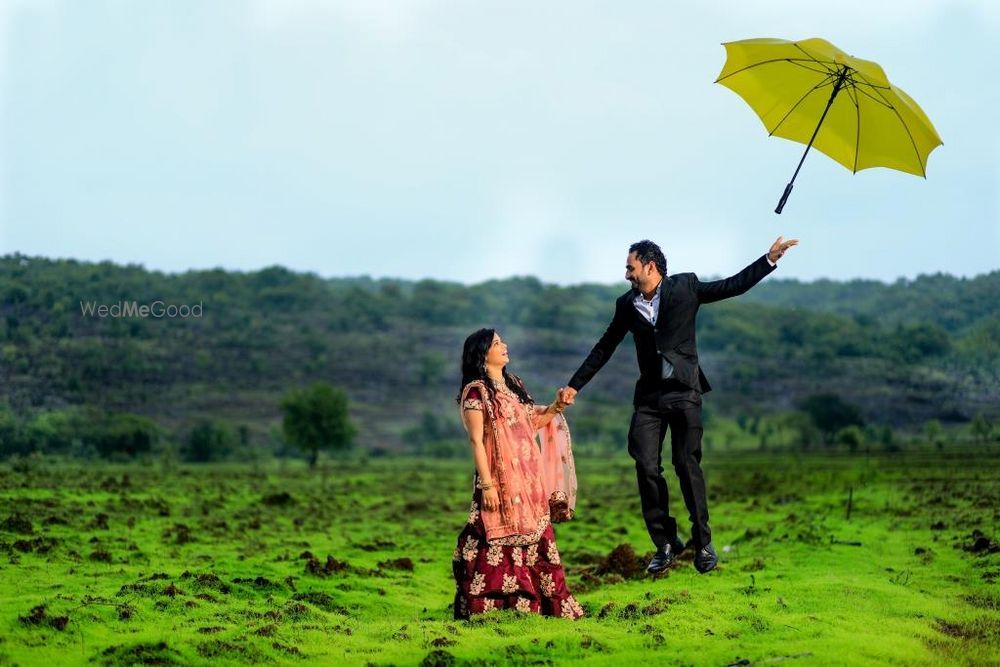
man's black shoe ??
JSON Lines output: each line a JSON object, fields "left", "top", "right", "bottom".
{"left": 671, "top": 536, "right": 688, "bottom": 555}
{"left": 694, "top": 542, "right": 718, "bottom": 573}
{"left": 647, "top": 543, "right": 676, "bottom": 574}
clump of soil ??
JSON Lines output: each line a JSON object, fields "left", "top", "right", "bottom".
{"left": 183, "top": 572, "right": 232, "bottom": 594}
{"left": 597, "top": 544, "right": 648, "bottom": 579}
{"left": 162, "top": 583, "right": 184, "bottom": 597}
{"left": 13, "top": 536, "right": 59, "bottom": 553}
{"left": 963, "top": 530, "right": 1000, "bottom": 554}
{"left": 291, "top": 591, "right": 347, "bottom": 614}
{"left": 232, "top": 575, "right": 280, "bottom": 589}
{"left": 145, "top": 498, "right": 171, "bottom": 517}
{"left": 117, "top": 603, "right": 135, "bottom": 621}
{"left": 2, "top": 512, "right": 34, "bottom": 534}
{"left": 161, "top": 523, "right": 193, "bottom": 545}
{"left": 420, "top": 649, "right": 456, "bottom": 667}
{"left": 254, "top": 623, "right": 278, "bottom": 636}
{"left": 271, "top": 641, "right": 302, "bottom": 656}
{"left": 283, "top": 602, "right": 311, "bottom": 620}
{"left": 196, "top": 639, "right": 266, "bottom": 661}
{"left": 304, "top": 554, "right": 351, "bottom": 577}
{"left": 378, "top": 557, "right": 414, "bottom": 571}
{"left": 18, "top": 604, "right": 69, "bottom": 631}
{"left": 89, "top": 549, "right": 113, "bottom": 562}
{"left": 100, "top": 641, "right": 184, "bottom": 666}
{"left": 262, "top": 491, "right": 294, "bottom": 506}
{"left": 358, "top": 538, "right": 398, "bottom": 552}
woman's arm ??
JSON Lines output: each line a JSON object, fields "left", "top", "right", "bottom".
{"left": 530, "top": 391, "right": 565, "bottom": 430}
{"left": 462, "top": 405, "right": 501, "bottom": 511}
{"left": 463, "top": 409, "right": 492, "bottom": 484}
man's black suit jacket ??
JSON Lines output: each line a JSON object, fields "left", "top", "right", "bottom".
{"left": 568, "top": 254, "right": 776, "bottom": 406}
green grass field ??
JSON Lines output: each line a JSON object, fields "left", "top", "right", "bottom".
{"left": 1, "top": 448, "right": 998, "bottom": 666}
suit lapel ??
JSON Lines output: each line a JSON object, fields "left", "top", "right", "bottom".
{"left": 656, "top": 276, "right": 675, "bottom": 326}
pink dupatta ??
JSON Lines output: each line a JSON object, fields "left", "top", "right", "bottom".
{"left": 460, "top": 379, "right": 577, "bottom": 545}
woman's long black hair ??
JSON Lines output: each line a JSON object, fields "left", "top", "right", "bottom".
{"left": 457, "top": 328, "right": 533, "bottom": 405}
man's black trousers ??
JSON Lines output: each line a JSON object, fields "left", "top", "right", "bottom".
{"left": 627, "top": 381, "right": 711, "bottom": 550}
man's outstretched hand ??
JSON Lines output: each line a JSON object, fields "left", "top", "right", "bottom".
{"left": 768, "top": 236, "right": 799, "bottom": 263}
{"left": 557, "top": 387, "right": 578, "bottom": 407}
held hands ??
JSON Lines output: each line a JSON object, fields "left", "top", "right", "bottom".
{"left": 768, "top": 236, "right": 799, "bottom": 263}
{"left": 550, "top": 388, "right": 572, "bottom": 414}
{"left": 556, "top": 387, "right": 577, "bottom": 409}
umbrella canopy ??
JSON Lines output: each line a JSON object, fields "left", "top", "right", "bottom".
{"left": 715, "top": 37, "right": 943, "bottom": 213}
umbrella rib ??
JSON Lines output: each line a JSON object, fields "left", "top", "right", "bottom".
{"left": 846, "top": 83, "right": 861, "bottom": 173}
{"left": 787, "top": 60, "right": 838, "bottom": 76}
{"left": 792, "top": 43, "right": 839, "bottom": 75}
{"left": 767, "top": 73, "right": 837, "bottom": 137}
{"left": 852, "top": 83, "right": 895, "bottom": 110}
{"left": 715, "top": 58, "right": 835, "bottom": 83}
{"left": 867, "top": 82, "right": 928, "bottom": 176}
{"left": 848, "top": 70, "right": 892, "bottom": 91}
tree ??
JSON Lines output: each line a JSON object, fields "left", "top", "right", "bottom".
{"left": 835, "top": 425, "right": 865, "bottom": 453}
{"left": 924, "top": 419, "right": 945, "bottom": 449}
{"left": 281, "top": 383, "right": 356, "bottom": 467}
{"left": 798, "top": 394, "right": 864, "bottom": 445}
{"left": 86, "top": 412, "right": 158, "bottom": 459}
{"left": 970, "top": 414, "right": 993, "bottom": 444}
{"left": 185, "top": 420, "right": 235, "bottom": 462}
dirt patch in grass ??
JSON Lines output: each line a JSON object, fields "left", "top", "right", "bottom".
{"left": 2, "top": 513, "right": 34, "bottom": 534}
{"left": 261, "top": 491, "right": 294, "bottom": 506}
{"left": 196, "top": 638, "right": 267, "bottom": 662}
{"left": 291, "top": 591, "right": 347, "bottom": 614}
{"left": 19, "top": 604, "right": 69, "bottom": 631}
{"left": 254, "top": 623, "right": 278, "bottom": 637}
{"left": 420, "top": 649, "right": 456, "bottom": 666}
{"left": 303, "top": 554, "right": 377, "bottom": 577}
{"left": 963, "top": 530, "right": 999, "bottom": 555}
{"left": 965, "top": 594, "right": 998, "bottom": 610}
{"left": 232, "top": 575, "right": 282, "bottom": 590}
{"left": 378, "top": 557, "right": 414, "bottom": 571}
{"left": 99, "top": 641, "right": 185, "bottom": 666}
{"left": 271, "top": 640, "right": 303, "bottom": 656}
{"left": 89, "top": 549, "right": 113, "bottom": 562}
{"left": 161, "top": 523, "right": 193, "bottom": 545}
{"left": 934, "top": 616, "right": 1000, "bottom": 640}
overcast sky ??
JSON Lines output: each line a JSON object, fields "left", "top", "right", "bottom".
{"left": 1, "top": 0, "right": 997, "bottom": 285}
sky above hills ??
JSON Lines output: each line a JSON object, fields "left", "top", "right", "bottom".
{"left": 1, "top": 0, "right": 997, "bottom": 285}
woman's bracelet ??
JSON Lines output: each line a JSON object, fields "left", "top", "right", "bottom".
{"left": 480, "top": 480, "right": 494, "bottom": 491}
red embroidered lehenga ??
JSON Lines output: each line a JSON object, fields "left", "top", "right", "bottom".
{"left": 452, "top": 378, "right": 583, "bottom": 620}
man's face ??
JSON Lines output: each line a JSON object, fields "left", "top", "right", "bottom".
{"left": 625, "top": 252, "right": 654, "bottom": 289}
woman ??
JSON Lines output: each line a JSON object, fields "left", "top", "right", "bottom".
{"left": 452, "top": 328, "right": 583, "bottom": 620}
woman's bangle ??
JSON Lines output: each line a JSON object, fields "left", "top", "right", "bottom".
{"left": 480, "top": 480, "right": 494, "bottom": 490}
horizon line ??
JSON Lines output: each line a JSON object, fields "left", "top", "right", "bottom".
{"left": 2, "top": 251, "right": 997, "bottom": 288}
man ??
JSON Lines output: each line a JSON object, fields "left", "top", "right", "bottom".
{"left": 558, "top": 237, "right": 797, "bottom": 574}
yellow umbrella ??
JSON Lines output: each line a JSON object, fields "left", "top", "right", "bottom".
{"left": 715, "top": 37, "right": 943, "bottom": 213}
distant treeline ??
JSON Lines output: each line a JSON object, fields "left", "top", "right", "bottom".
{"left": 0, "top": 253, "right": 997, "bottom": 460}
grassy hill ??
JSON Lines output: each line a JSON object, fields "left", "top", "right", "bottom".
{"left": 1, "top": 254, "right": 997, "bottom": 455}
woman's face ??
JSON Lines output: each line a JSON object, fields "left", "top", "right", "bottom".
{"left": 485, "top": 332, "right": 509, "bottom": 368}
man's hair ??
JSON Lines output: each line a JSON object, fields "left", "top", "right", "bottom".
{"left": 628, "top": 240, "right": 667, "bottom": 276}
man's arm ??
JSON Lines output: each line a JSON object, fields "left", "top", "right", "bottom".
{"left": 566, "top": 298, "right": 629, "bottom": 393}
{"left": 696, "top": 236, "right": 798, "bottom": 304}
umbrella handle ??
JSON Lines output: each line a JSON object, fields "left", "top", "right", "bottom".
{"left": 775, "top": 182, "right": 793, "bottom": 214}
